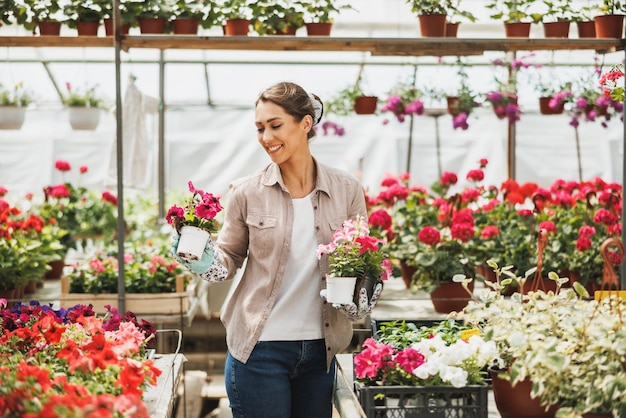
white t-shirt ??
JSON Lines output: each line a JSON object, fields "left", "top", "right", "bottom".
{"left": 259, "top": 192, "right": 324, "bottom": 341}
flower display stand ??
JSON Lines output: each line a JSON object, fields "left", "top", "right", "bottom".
{"left": 354, "top": 382, "right": 488, "bottom": 418}
{"left": 60, "top": 274, "right": 199, "bottom": 315}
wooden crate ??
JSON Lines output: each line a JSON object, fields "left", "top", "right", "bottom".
{"left": 60, "top": 274, "right": 197, "bottom": 315}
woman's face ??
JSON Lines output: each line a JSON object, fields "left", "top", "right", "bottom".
{"left": 255, "top": 100, "right": 311, "bottom": 165}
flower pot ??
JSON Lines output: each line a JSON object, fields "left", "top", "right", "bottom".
{"left": 418, "top": 13, "right": 447, "bottom": 37}
{"left": 273, "top": 24, "right": 298, "bottom": 35}
{"left": 576, "top": 20, "right": 596, "bottom": 38}
{"left": 45, "top": 259, "right": 65, "bottom": 280}
{"left": 594, "top": 14, "right": 625, "bottom": 38}
{"left": 172, "top": 18, "right": 200, "bottom": 35}
{"left": 353, "top": 96, "right": 378, "bottom": 115}
{"left": 0, "top": 106, "right": 27, "bottom": 129}
{"left": 354, "top": 274, "right": 379, "bottom": 304}
{"left": 224, "top": 19, "right": 250, "bottom": 36}
{"left": 446, "top": 96, "right": 461, "bottom": 116}
{"left": 177, "top": 225, "right": 211, "bottom": 262}
{"left": 76, "top": 21, "right": 100, "bottom": 36}
{"left": 429, "top": 281, "right": 474, "bottom": 314}
{"left": 24, "top": 280, "right": 39, "bottom": 294}
{"left": 542, "top": 21, "right": 570, "bottom": 38}
{"left": 305, "top": 22, "right": 332, "bottom": 36}
{"left": 104, "top": 19, "right": 131, "bottom": 36}
{"left": 445, "top": 22, "right": 459, "bottom": 37}
{"left": 138, "top": 17, "right": 167, "bottom": 34}
{"left": 539, "top": 96, "right": 564, "bottom": 115}
{"left": 489, "top": 369, "right": 558, "bottom": 418}
{"left": 504, "top": 22, "right": 531, "bottom": 38}
{"left": 68, "top": 107, "right": 101, "bottom": 130}
{"left": 325, "top": 275, "right": 357, "bottom": 304}
{"left": 36, "top": 21, "right": 61, "bottom": 36}
{"left": 399, "top": 261, "right": 417, "bottom": 289}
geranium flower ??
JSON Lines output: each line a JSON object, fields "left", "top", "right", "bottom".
{"left": 166, "top": 181, "right": 222, "bottom": 234}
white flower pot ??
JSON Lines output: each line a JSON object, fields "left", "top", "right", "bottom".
{"left": 325, "top": 275, "right": 357, "bottom": 304}
{"left": 177, "top": 226, "right": 211, "bottom": 262}
{"left": 0, "top": 106, "right": 27, "bottom": 129}
{"left": 68, "top": 107, "right": 101, "bottom": 130}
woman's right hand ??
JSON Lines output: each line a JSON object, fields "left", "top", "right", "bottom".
{"left": 171, "top": 234, "right": 215, "bottom": 275}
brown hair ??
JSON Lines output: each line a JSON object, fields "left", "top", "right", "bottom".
{"left": 256, "top": 81, "right": 323, "bottom": 140}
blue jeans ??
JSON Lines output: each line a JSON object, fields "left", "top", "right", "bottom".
{"left": 225, "top": 339, "right": 336, "bottom": 418}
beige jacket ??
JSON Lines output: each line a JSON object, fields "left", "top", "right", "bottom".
{"left": 216, "top": 158, "right": 367, "bottom": 369}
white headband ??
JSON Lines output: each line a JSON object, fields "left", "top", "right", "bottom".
{"left": 308, "top": 93, "right": 323, "bottom": 126}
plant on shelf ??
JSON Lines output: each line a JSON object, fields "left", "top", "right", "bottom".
{"left": 485, "top": 0, "right": 540, "bottom": 23}
{"left": 100, "top": 0, "right": 145, "bottom": 27}
{"left": 249, "top": 0, "right": 305, "bottom": 35}
{"left": 0, "top": 301, "right": 160, "bottom": 417}
{"left": 570, "top": 0, "right": 600, "bottom": 22}
{"left": 170, "top": 0, "right": 213, "bottom": 23}
{"left": 0, "top": 81, "right": 33, "bottom": 107}
{"left": 537, "top": 0, "right": 575, "bottom": 22}
{"left": 63, "top": 0, "right": 105, "bottom": 29}
{"left": 20, "top": 0, "right": 64, "bottom": 30}
{"left": 447, "top": 0, "right": 477, "bottom": 24}
{"left": 213, "top": 0, "right": 253, "bottom": 22}
{"left": 136, "top": 0, "right": 174, "bottom": 21}
{"left": 598, "top": 0, "right": 626, "bottom": 15}
{"left": 300, "top": 0, "right": 354, "bottom": 24}
{"left": 404, "top": 0, "right": 450, "bottom": 15}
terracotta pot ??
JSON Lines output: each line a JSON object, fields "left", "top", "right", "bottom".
{"left": 138, "top": 17, "right": 167, "bottom": 34}
{"left": 104, "top": 19, "right": 131, "bottom": 36}
{"left": 576, "top": 20, "right": 596, "bottom": 38}
{"left": 273, "top": 24, "right": 298, "bottom": 35}
{"left": 353, "top": 96, "right": 378, "bottom": 115}
{"left": 542, "top": 21, "right": 570, "bottom": 38}
{"left": 446, "top": 96, "right": 460, "bottom": 116}
{"left": 172, "top": 18, "right": 200, "bottom": 35}
{"left": 305, "top": 22, "right": 332, "bottom": 36}
{"left": 224, "top": 19, "right": 250, "bottom": 36}
{"left": 418, "top": 13, "right": 447, "bottom": 37}
{"left": 445, "top": 22, "right": 459, "bottom": 37}
{"left": 594, "top": 14, "right": 625, "bottom": 38}
{"left": 25, "top": 280, "right": 39, "bottom": 294}
{"left": 399, "top": 261, "right": 417, "bottom": 289}
{"left": 45, "top": 259, "right": 65, "bottom": 280}
{"left": 539, "top": 96, "right": 564, "bottom": 115}
{"left": 0, "top": 106, "right": 27, "bottom": 129}
{"left": 76, "top": 20, "right": 100, "bottom": 36}
{"left": 37, "top": 21, "right": 61, "bottom": 36}
{"left": 504, "top": 22, "right": 531, "bottom": 38}
{"left": 489, "top": 369, "right": 558, "bottom": 418}
{"left": 429, "top": 281, "right": 474, "bottom": 314}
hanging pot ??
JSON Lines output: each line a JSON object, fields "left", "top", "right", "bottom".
{"left": 576, "top": 20, "right": 596, "bottom": 38}
{"left": 68, "top": 107, "right": 101, "bottom": 130}
{"left": 418, "top": 13, "right": 447, "bottom": 37}
{"left": 429, "top": 281, "right": 474, "bottom": 314}
{"left": 542, "top": 21, "right": 570, "bottom": 38}
{"left": 172, "top": 18, "right": 200, "bottom": 35}
{"left": 224, "top": 19, "right": 250, "bottom": 36}
{"left": 76, "top": 20, "right": 100, "bottom": 36}
{"left": 353, "top": 96, "right": 378, "bottom": 115}
{"left": 539, "top": 97, "right": 564, "bottom": 115}
{"left": 504, "top": 22, "right": 531, "bottom": 38}
{"left": 594, "top": 14, "right": 625, "bottom": 38}
{"left": 0, "top": 106, "right": 27, "bottom": 129}
{"left": 305, "top": 22, "right": 332, "bottom": 36}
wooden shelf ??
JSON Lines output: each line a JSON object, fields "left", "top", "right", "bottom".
{"left": 0, "top": 35, "right": 624, "bottom": 56}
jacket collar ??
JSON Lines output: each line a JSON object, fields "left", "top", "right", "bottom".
{"left": 261, "top": 157, "right": 330, "bottom": 196}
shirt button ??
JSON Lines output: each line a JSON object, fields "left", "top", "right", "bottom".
{"left": 259, "top": 221, "right": 264, "bottom": 226}
{"left": 315, "top": 226, "right": 320, "bottom": 231}
{"left": 325, "top": 322, "right": 330, "bottom": 327}
{"left": 314, "top": 206, "right": 318, "bottom": 210}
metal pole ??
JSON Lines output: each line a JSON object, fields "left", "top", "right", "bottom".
{"left": 158, "top": 51, "right": 166, "bottom": 220}
{"left": 113, "top": 0, "right": 125, "bottom": 313}
{"left": 621, "top": 45, "right": 626, "bottom": 290}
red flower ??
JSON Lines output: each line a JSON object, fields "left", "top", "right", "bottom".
{"left": 594, "top": 208, "right": 619, "bottom": 225}
{"left": 54, "top": 160, "right": 71, "bottom": 172}
{"left": 440, "top": 171, "right": 458, "bottom": 187}
{"left": 576, "top": 236, "right": 592, "bottom": 252}
{"left": 451, "top": 222, "right": 475, "bottom": 243}
{"left": 0, "top": 186, "right": 7, "bottom": 197}
{"left": 368, "top": 209, "right": 392, "bottom": 230}
{"left": 418, "top": 226, "right": 441, "bottom": 246}
{"left": 538, "top": 221, "right": 557, "bottom": 233}
{"left": 466, "top": 169, "right": 484, "bottom": 182}
{"left": 480, "top": 225, "right": 500, "bottom": 239}
{"left": 101, "top": 191, "right": 118, "bottom": 206}
{"left": 79, "top": 165, "right": 88, "bottom": 174}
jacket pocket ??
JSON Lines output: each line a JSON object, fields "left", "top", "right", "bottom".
{"left": 246, "top": 213, "right": 279, "bottom": 252}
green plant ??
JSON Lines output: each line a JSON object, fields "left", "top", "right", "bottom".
{"left": 0, "top": 0, "right": 26, "bottom": 25}
{"left": 599, "top": 0, "right": 626, "bottom": 14}
{"left": 20, "top": 0, "right": 63, "bottom": 29}
{"left": 570, "top": 0, "right": 600, "bottom": 21}
{"left": 300, "top": 0, "right": 354, "bottom": 23}
{"left": 63, "top": 0, "right": 105, "bottom": 27}
{"left": 250, "top": 0, "right": 305, "bottom": 35}
{"left": 538, "top": 0, "right": 575, "bottom": 22}
{"left": 136, "top": 0, "right": 174, "bottom": 20}
{"left": 325, "top": 82, "right": 375, "bottom": 116}
{"left": 485, "top": 0, "right": 540, "bottom": 23}
{"left": 405, "top": 0, "right": 450, "bottom": 15}
{"left": 0, "top": 82, "right": 33, "bottom": 106}
{"left": 447, "top": 0, "right": 477, "bottom": 23}
{"left": 61, "top": 82, "right": 105, "bottom": 108}
{"left": 170, "top": 0, "right": 212, "bottom": 20}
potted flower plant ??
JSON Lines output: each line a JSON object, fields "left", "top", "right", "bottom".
{"left": 595, "top": 0, "right": 626, "bottom": 38}
{"left": 249, "top": 0, "right": 305, "bottom": 35}
{"left": 537, "top": 0, "right": 574, "bottom": 38}
{"left": 483, "top": 86, "right": 521, "bottom": 125}
{"left": 404, "top": 0, "right": 450, "bottom": 36}
{"left": 446, "top": 0, "right": 477, "bottom": 36}
{"left": 485, "top": 0, "right": 541, "bottom": 36}
{"left": 325, "top": 82, "right": 378, "bottom": 117}
{"left": 166, "top": 180, "right": 223, "bottom": 262}
{"left": 101, "top": 0, "right": 143, "bottom": 35}
{"left": 0, "top": 81, "right": 33, "bottom": 130}
{"left": 380, "top": 79, "right": 425, "bottom": 124}
{"left": 570, "top": 0, "right": 599, "bottom": 37}
{"left": 63, "top": 0, "right": 105, "bottom": 36}
{"left": 300, "top": 0, "right": 354, "bottom": 36}
{"left": 0, "top": 300, "right": 161, "bottom": 416}
{"left": 136, "top": 0, "right": 174, "bottom": 34}
{"left": 20, "top": 0, "right": 64, "bottom": 35}
{"left": 214, "top": 0, "right": 253, "bottom": 35}
{"left": 170, "top": 0, "right": 213, "bottom": 34}
{"left": 61, "top": 82, "right": 107, "bottom": 130}
{"left": 316, "top": 214, "right": 392, "bottom": 304}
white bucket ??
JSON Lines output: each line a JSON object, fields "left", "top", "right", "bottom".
{"left": 177, "top": 226, "right": 211, "bottom": 262}
{"left": 326, "top": 275, "right": 357, "bottom": 304}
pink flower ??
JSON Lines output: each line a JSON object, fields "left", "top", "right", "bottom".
{"left": 418, "top": 226, "right": 441, "bottom": 246}
{"left": 481, "top": 225, "right": 500, "bottom": 239}
{"left": 55, "top": 160, "right": 71, "bottom": 172}
{"left": 538, "top": 221, "right": 557, "bottom": 233}
{"left": 440, "top": 172, "right": 458, "bottom": 187}
{"left": 368, "top": 209, "right": 392, "bottom": 230}
{"left": 102, "top": 191, "right": 117, "bottom": 205}
{"left": 466, "top": 169, "right": 484, "bottom": 182}
{"left": 79, "top": 165, "right": 88, "bottom": 174}
{"left": 395, "top": 347, "right": 425, "bottom": 374}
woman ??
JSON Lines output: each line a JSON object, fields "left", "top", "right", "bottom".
{"left": 172, "top": 81, "right": 382, "bottom": 418}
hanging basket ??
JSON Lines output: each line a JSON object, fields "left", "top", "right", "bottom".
{"left": 0, "top": 106, "right": 27, "bottom": 129}
{"left": 68, "top": 107, "right": 101, "bottom": 131}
